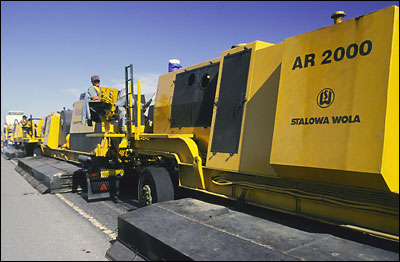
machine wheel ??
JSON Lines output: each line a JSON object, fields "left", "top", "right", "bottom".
{"left": 138, "top": 167, "right": 174, "bottom": 207}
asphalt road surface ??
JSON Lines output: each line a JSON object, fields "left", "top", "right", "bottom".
{"left": 1, "top": 155, "right": 127, "bottom": 261}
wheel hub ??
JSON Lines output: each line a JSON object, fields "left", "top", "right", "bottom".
{"left": 141, "top": 185, "right": 152, "bottom": 206}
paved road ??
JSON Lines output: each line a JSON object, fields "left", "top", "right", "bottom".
{"left": 1, "top": 156, "right": 112, "bottom": 261}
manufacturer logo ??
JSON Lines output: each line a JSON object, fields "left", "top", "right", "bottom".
{"left": 317, "top": 88, "right": 335, "bottom": 108}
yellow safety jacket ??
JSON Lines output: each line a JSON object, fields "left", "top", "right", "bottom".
{"left": 93, "top": 85, "right": 100, "bottom": 95}
{"left": 88, "top": 85, "right": 100, "bottom": 99}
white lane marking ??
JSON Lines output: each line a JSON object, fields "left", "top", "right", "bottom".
{"left": 11, "top": 159, "right": 18, "bottom": 165}
{"left": 55, "top": 193, "right": 117, "bottom": 240}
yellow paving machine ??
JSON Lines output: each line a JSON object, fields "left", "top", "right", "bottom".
{"left": 109, "top": 6, "right": 399, "bottom": 240}
{"left": 2, "top": 111, "right": 44, "bottom": 159}
{"left": 105, "top": 7, "right": 399, "bottom": 259}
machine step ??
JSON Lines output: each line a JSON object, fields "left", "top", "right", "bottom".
{"left": 107, "top": 198, "right": 399, "bottom": 261}
{"left": 15, "top": 156, "right": 84, "bottom": 194}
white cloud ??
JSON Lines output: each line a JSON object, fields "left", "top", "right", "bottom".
{"left": 134, "top": 72, "right": 159, "bottom": 95}
{"left": 109, "top": 79, "right": 125, "bottom": 91}
{"left": 108, "top": 72, "right": 160, "bottom": 100}
{"left": 61, "top": 88, "right": 83, "bottom": 98}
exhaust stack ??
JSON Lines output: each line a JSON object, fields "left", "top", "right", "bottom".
{"left": 331, "top": 11, "right": 346, "bottom": 24}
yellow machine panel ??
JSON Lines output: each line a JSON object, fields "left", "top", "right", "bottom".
{"left": 70, "top": 100, "right": 95, "bottom": 134}
{"left": 100, "top": 86, "right": 119, "bottom": 104}
{"left": 270, "top": 6, "right": 399, "bottom": 191}
{"left": 206, "top": 41, "right": 278, "bottom": 173}
{"left": 382, "top": 6, "right": 399, "bottom": 193}
{"left": 238, "top": 43, "right": 283, "bottom": 176}
{"left": 12, "top": 122, "right": 23, "bottom": 142}
{"left": 43, "top": 113, "right": 60, "bottom": 149}
{"left": 32, "top": 119, "right": 44, "bottom": 142}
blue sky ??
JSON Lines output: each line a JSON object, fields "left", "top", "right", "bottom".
{"left": 1, "top": 1, "right": 398, "bottom": 127}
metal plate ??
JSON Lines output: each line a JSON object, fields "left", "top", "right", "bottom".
{"left": 112, "top": 198, "right": 398, "bottom": 261}
{"left": 211, "top": 49, "right": 252, "bottom": 154}
{"left": 171, "top": 62, "right": 220, "bottom": 128}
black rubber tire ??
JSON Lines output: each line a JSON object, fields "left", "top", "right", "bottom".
{"left": 138, "top": 167, "right": 174, "bottom": 206}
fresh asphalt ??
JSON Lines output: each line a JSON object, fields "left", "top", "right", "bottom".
{"left": 0, "top": 155, "right": 136, "bottom": 261}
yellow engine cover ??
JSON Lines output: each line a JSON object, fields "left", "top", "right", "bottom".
{"left": 270, "top": 6, "right": 399, "bottom": 192}
{"left": 43, "top": 113, "right": 61, "bottom": 149}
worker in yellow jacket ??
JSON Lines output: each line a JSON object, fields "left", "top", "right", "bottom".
{"left": 88, "top": 75, "right": 100, "bottom": 100}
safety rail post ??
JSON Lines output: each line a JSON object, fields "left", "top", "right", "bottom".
{"left": 125, "top": 64, "right": 133, "bottom": 138}
{"left": 129, "top": 81, "right": 134, "bottom": 138}
{"left": 135, "top": 80, "right": 142, "bottom": 140}
{"left": 125, "top": 65, "right": 130, "bottom": 136}
{"left": 30, "top": 114, "right": 34, "bottom": 139}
